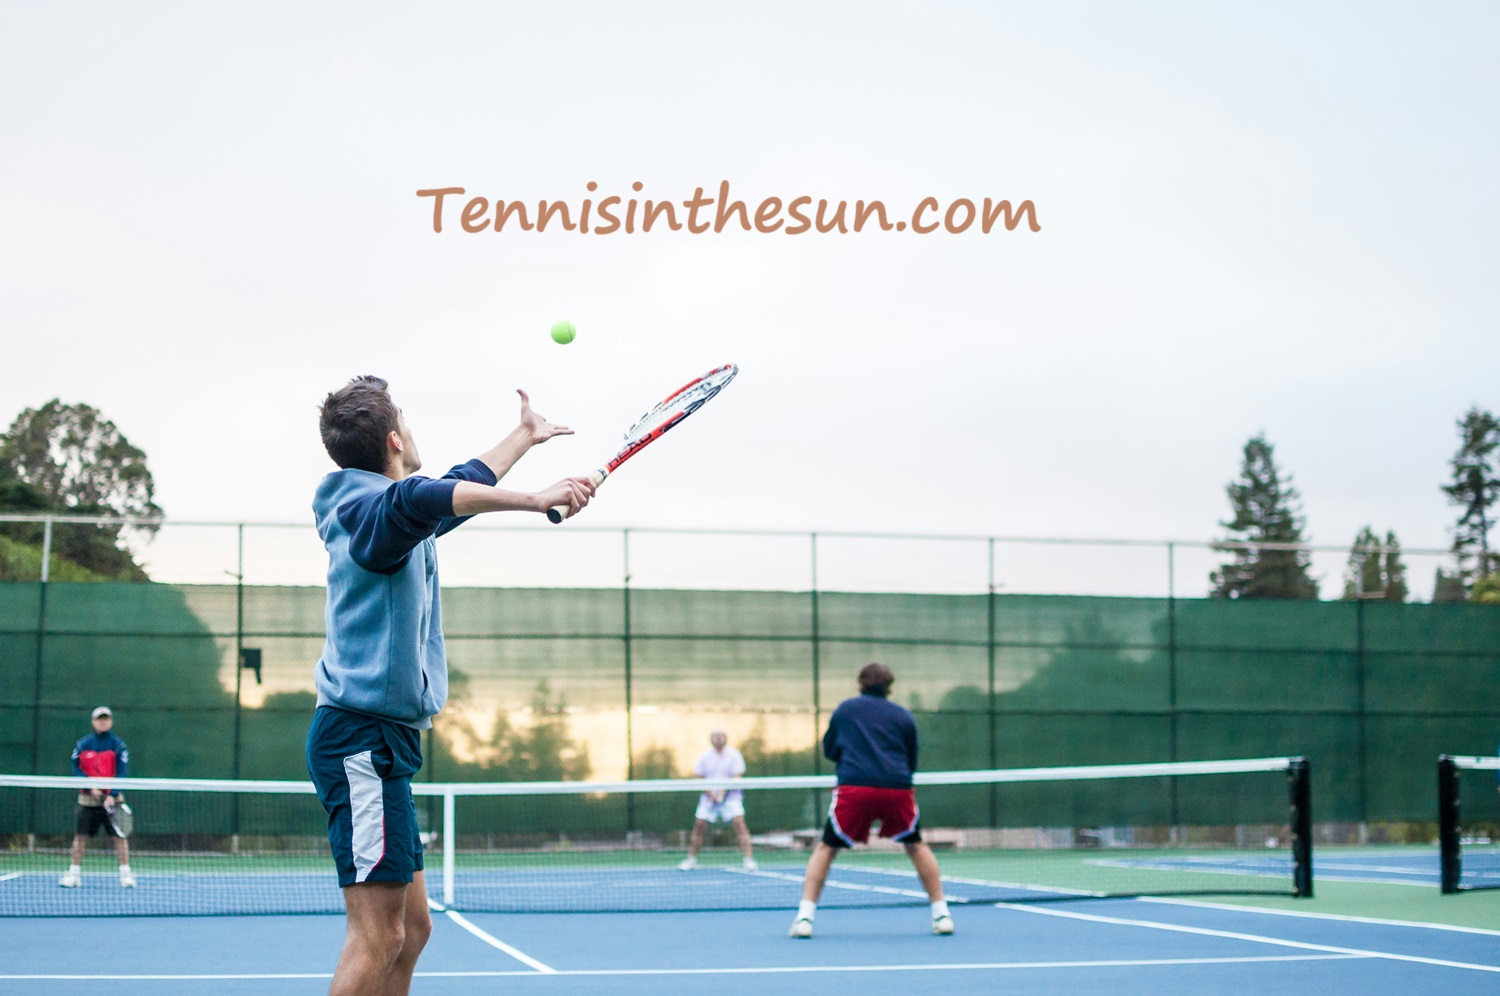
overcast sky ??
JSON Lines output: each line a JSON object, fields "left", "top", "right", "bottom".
{"left": 2, "top": 2, "right": 1496, "bottom": 597}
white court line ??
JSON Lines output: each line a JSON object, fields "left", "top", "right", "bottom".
{"left": 723, "top": 866, "right": 964, "bottom": 902}
{"left": 851, "top": 864, "right": 1100, "bottom": 897}
{"left": 0, "top": 954, "right": 1366, "bottom": 981}
{"left": 995, "top": 902, "right": 1500, "bottom": 974}
{"left": 1141, "top": 896, "right": 1500, "bottom": 937}
{"left": 0, "top": 872, "right": 20, "bottom": 883}
{"left": 426, "top": 898, "right": 556, "bottom": 974}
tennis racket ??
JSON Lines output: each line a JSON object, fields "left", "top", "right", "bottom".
{"left": 547, "top": 362, "right": 738, "bottom": 523}
{"left": 104, "top": 797, "right": 133, "bottom": 839}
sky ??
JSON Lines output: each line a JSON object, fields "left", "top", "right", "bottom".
{"left": 2, "top": 1, "right": 1497, "bottom": 598}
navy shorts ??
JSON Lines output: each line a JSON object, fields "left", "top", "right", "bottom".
{"left": 306, "top": 705, "right": 424, "bottom": 888}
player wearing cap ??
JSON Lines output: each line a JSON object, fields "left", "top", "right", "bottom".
{"left": 789, "top": 663, "right": 953, "bottom": 938}
{"left": 307, "top": 377, "right": 594, "bottom": 996}
{"left": 678, "top": 728, "right": 757, "bottom": 872}
{"left": 58, "top": 706, "right": 134, "bottom": 889}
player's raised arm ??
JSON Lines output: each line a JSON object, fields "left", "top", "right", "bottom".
{"left": 473, "top": 389, "right": 574, "bottom": 483}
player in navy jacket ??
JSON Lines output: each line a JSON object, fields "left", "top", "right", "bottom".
{"left": 790, "top": 663, "right": 953, "bottom": 938}
{"left": 308, "top": 376, "right": 594, "bottom": 996}
{"left": 59, "top": 706, "right": 133, "bottom": 888}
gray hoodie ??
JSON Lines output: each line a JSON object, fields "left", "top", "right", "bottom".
{"left": 311, "top": 459, "right": 496, "bottom": 729}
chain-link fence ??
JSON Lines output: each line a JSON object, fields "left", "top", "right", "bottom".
{"left": 1, "top": 516, "right": 1496, "bottom": 833}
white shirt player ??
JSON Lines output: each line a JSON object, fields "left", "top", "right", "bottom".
{"left": 693, "top": 745, "right": 746, "bottom": 821}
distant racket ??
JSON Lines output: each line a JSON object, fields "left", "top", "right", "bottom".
{"left": 104, "top": 798, "right": 133, "bottom": 840}
{"left": 548, "top": 363, "right": 738, "bottom": 523}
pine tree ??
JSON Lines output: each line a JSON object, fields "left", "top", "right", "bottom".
{"left": 1342, "top": 527, "right": 1382, "bottom": 599}
{"left": 1442, "top": 405, "right": 1500, "bottom": 590}
{"left": 1433, "top": 567, "right": 1467, "bottom": 603}
{"left": 1341, "top": 527, "right": 1408, "bottom": 602}
{"left": 1210, "top": 434, "right": 1319, "bottom": 599}
{"left": 1383, "top": 530, "right": 1409, "bottom": 603}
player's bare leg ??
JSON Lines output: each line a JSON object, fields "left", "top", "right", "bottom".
{"left": 59, "top": 834, "right": 87, "bottom": 887}
{"left": 731, "top": 816, "right": 756, "bottom": 869}
{"left": 790, "top": 841, "right": 839, "bottom": 937}
{"left": 905, "top": 841, "right": 954, "bottom": 935}
{"left": 113, "top": 834, "right": 134, "bottom": 887}
{"left": 378, "top": 871, "right": 432, "bottom": 996}
{"left": 800, "top": 841, "right": 837, "bottom": 902}
{"left": 679, "top": 819, "right": 709, "bottom": 869}
{"left": 331, "top": 881, "right": 409, "bottom": 996}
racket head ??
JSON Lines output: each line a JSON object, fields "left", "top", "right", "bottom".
{"left": 106, "top": 800, "right": 133, "bottom": 839}
{"left": 546, "top": 363, "right": 738, "bottom": 524}
{"left": 618, "top": 363, "right": 738, "bottom": 452}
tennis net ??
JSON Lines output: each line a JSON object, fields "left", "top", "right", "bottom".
{"left": 0, "top": 757, "right": 1311, "bottom": 916}
{"left": 1438, "top": 754, "right": 1500, "bottom": 893}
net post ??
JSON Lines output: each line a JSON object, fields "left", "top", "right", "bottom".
{"left": 1288, "top": 756, "right": 1313, "bottom": 898}
{"left": 442, "top": 789, "right": 456, "bottom": 906}
{"left": 1438, "top": 755, "right": 1461, "bottom": 894}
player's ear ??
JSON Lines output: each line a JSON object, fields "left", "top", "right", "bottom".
{"left": 388, "top": 430, "right": 403, "bottom": 453}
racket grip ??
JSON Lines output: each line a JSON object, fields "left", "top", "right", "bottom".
{"left": 546, "top": 470, "right": 607, "bottom": 524}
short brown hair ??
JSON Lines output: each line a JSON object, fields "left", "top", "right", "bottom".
{"left": 319, "top": 376, "right": 400, "bottom": 471}
{"left": 858, "top": 662, "right": 894, "bottom": 697}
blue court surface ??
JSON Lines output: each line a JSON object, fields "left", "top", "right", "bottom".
{"left": 3, "top": 896, "right": 1500, "bottom": 995}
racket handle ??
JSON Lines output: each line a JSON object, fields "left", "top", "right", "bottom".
{"left": 546, "top": 470, "right": 607, "bottom": 524}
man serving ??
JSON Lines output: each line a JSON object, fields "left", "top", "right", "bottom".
{"left": 678, "top": 728, "right": 757, "bottom": 872}
{"left": 307, "top": 377, "right": 594, "bottom": 996}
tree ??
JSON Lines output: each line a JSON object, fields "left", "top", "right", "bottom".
{"left": 0, "top": 400, "right": 161, "bottom": 579}
{"left": 1442, "top": 405, "right": 1500, "bottom": 591}
{"left": 1473, "top": 574, "right": 1500, "bottom": 605}
{"left": 1341, "top": 527, "right": 1408, "bottom": 602}
{"left": 1433, "top": 567, "right": 1468, "bottom": 603}
{"left": 1210, "top": 434, "right": 1319, "bottom": 600}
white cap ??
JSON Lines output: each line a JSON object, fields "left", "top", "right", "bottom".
{"left": 91, "top": 706, "right": 112, "bottom": 719}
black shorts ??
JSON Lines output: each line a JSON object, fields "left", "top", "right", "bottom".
{"left": 75, "top": 804, "right": 116, "bottom": 838}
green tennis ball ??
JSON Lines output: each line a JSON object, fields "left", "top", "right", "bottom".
{"left": 550, "top": 320, "right": 576, "bottom": 345}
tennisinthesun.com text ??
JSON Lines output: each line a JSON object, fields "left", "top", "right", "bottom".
{"left": 416, "top": 182, "right": 1040, "bottom": 236}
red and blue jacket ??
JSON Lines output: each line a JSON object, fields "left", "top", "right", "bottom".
{"left": 72, "top": 732, "right": 129, "bottom": 793}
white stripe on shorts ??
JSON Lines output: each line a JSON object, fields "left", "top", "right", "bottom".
{"left": 344, "top": 750, "right": 385, "bottom": 883}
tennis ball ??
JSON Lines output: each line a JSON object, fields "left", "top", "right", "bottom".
{"left": 550, "top": 320, "right": 576, "bottom": 345}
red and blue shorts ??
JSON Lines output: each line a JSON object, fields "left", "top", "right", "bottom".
{"left": 822, "top": 784, "right": 922, "bottom": 848}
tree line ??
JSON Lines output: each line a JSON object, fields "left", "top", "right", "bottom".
{"left": 1211, "top": 406, "right": 1500, "bottom": 603}
{"left": 2, "top": 398, "right": 1497, "bottom": 602}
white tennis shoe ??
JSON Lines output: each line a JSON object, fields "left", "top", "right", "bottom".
{"left": 58, "top": 869, "right": 80, "bottom": 888}
{"left": 932, "top": 913, "right": 955, "bottom": 935}
{"left": 119, "top": 869, "right": 136, "bottom": 888}
{"left": 677, "top": 857, "right": 697, "bottom": 871}
{"left": 742, "top": 856, "right": 758, "bottom": 872}
{"left": 788, "top": 917, "right": 813, "bottom": 939}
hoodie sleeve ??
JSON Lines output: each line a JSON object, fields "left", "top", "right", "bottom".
{"left": 822, "top": 706, "right": 843, "bottom": 764}
{"left": 337, "top": 460, "right": 501, "bottom": 572}
{"left": 114, "top": 736, "right": 129, "bottom": 779}
{"left": 72, "top": 738, "right": 85, "bottom": 776}
{"left": 433, "top": 459, "right": 500, "bottom": 538}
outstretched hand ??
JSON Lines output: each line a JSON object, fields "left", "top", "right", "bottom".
{"left": 518, "top": 389, "right": 573, "bottom": 445}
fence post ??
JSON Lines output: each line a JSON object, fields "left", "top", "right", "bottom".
{"left": 27, "top": 517, "right": 54, "bottom": 835}
{"left": 443, "top": 789, "right": 456, "bottom": 906}
{"left": 1289, "top": 756, "right": 1314, "bottom": 898}
{"left": 622, "top": 529, "right": 634, "bottom": 832}
{"left": 1438, "top": 756, "right": 1461, "bottom": 894}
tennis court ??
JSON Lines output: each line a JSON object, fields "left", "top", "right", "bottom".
{"left": 4, "top": 882, "right": 1500, "bottom": 994}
